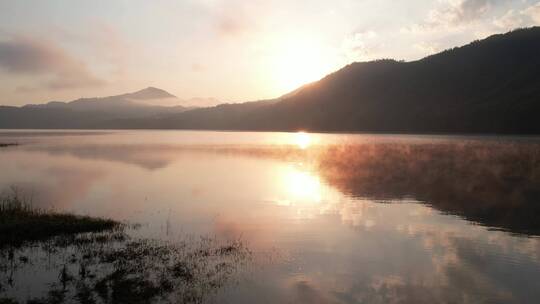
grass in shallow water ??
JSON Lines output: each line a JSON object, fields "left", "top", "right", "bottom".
{"left": 0, "top": 188, "right": 119, "bottom": 247}
{"left": 0, "top": 188, "right": 253, "bottom": 303}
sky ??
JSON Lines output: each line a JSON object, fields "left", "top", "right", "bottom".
{"left": 0, "top": 0, "right": 539, "bottom": 106}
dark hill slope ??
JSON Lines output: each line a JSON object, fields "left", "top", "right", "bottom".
{"left": 123, "top": 27, "right": 540, "bottom": 134}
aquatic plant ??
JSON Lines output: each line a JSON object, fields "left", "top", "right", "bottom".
{"left": 1, "top": 232, "right": 251, "bottom": 304}
{"left": 0, "top": 187, "right": 119, "bottom": 248}
{"left": 0, "top": 188, "right": 252, "bottom": 303}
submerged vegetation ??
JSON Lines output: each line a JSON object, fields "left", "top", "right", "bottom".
{"left": 1, "top": 234, "right": 251, "bottom": 304}
{"left": 0, "top": 189, "right": 252, "bottom": 304}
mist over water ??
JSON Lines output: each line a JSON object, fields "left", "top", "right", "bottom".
{"left": 1, "top": 130, "right": 540, "bottom": 303}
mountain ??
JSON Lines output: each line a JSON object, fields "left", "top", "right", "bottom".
{"left": 1, "top": 27, "right": 540, "bottom": 133}
{"left": 120, "top": 87, "right": 176, "bottom": 100}
{"left": 115, "top": 87, "right": 182, "bottom": 107}
{"left": 108, "top": 27, "right": 540, "bottom": 134}
{"left": 0, "top": 88, "right": 189, "bottom": 128}
{"left": 120, "top": 88, "right": 221, "bottom": 107}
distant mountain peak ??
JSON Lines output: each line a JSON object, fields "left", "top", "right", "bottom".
{"left": 124, "top": 87, "right": 176, "bottom": 100}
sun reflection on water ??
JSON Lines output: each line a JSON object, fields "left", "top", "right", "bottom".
{"left": 283, "top": 167, "right": 322, "bottom": 204}
{"left": 294, "top": 132, "right": 311, "bottom": 149}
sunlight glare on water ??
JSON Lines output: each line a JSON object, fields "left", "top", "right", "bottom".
{"left": 2, "top": 130, "right": 540, "bottom": 303}
{"left": 282, "top": 166, "right": 322, "bottom": 205}
{"left": 294, "top": 131, "right": 312, "bottom": 149}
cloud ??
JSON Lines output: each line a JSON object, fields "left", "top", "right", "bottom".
{"left": 414, "top": 41, "right": 442, "bottom": 55}
{"left": 450, "top": 0, "right": 498, "bottom": 23}
{"left": 493, "top": 9, "right": 525, "bottom": 29}
{"left": 524, "top": 2, "right": 540, "bottom": 23}
{"left": 431, "top": 0, "right": 501, "bottom": 26}
{"left": 0, "top": 36, "right": 105, "bottom": 90}
{"left": 191, "top": 63, "right": 205, "bottom": 72}
{"left": 50, "top": 22, "right": 133, "bottom": 78}
{"left": 406, "top": 0, "right": 509, "bottom": 32}
{"left": 341, "top": 30, "right": 383, "bottom": 62}
{"left": 206, "top": 0, "right": 267, "bottom": 38}
{"left": 493, "top": 2, "right": 540, "bottom": 30}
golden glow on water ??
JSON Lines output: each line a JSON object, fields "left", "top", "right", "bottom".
{"left": 283, "top": 167, "right": 322, "bottom": 204}
{"left": 2, "top": 131, "right": 540, "bottom": 303}
{"left": 294, "top": 131, "right": 311, "bottom": 149}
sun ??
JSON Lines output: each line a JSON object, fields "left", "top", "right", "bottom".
{"left": 264, "top": 34, "right": 338, "bottom": 94}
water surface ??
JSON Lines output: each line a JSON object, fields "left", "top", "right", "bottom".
{"left": 1, "top": 130, "right": 540, "bottom": 303}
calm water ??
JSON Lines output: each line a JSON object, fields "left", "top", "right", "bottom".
{"left": 1, "top": 130, "right": 540, "bottom": 303}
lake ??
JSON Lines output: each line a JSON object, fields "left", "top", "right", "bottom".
{"left": 1, "top": 130, "right": 540, "bottom": 303}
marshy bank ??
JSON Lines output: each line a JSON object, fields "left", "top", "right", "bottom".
{"left": 0, "top": 189, "right": 252, "bottom": 304}
{"left": 1, "top": 188, "right": 118, "bottom": 248}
